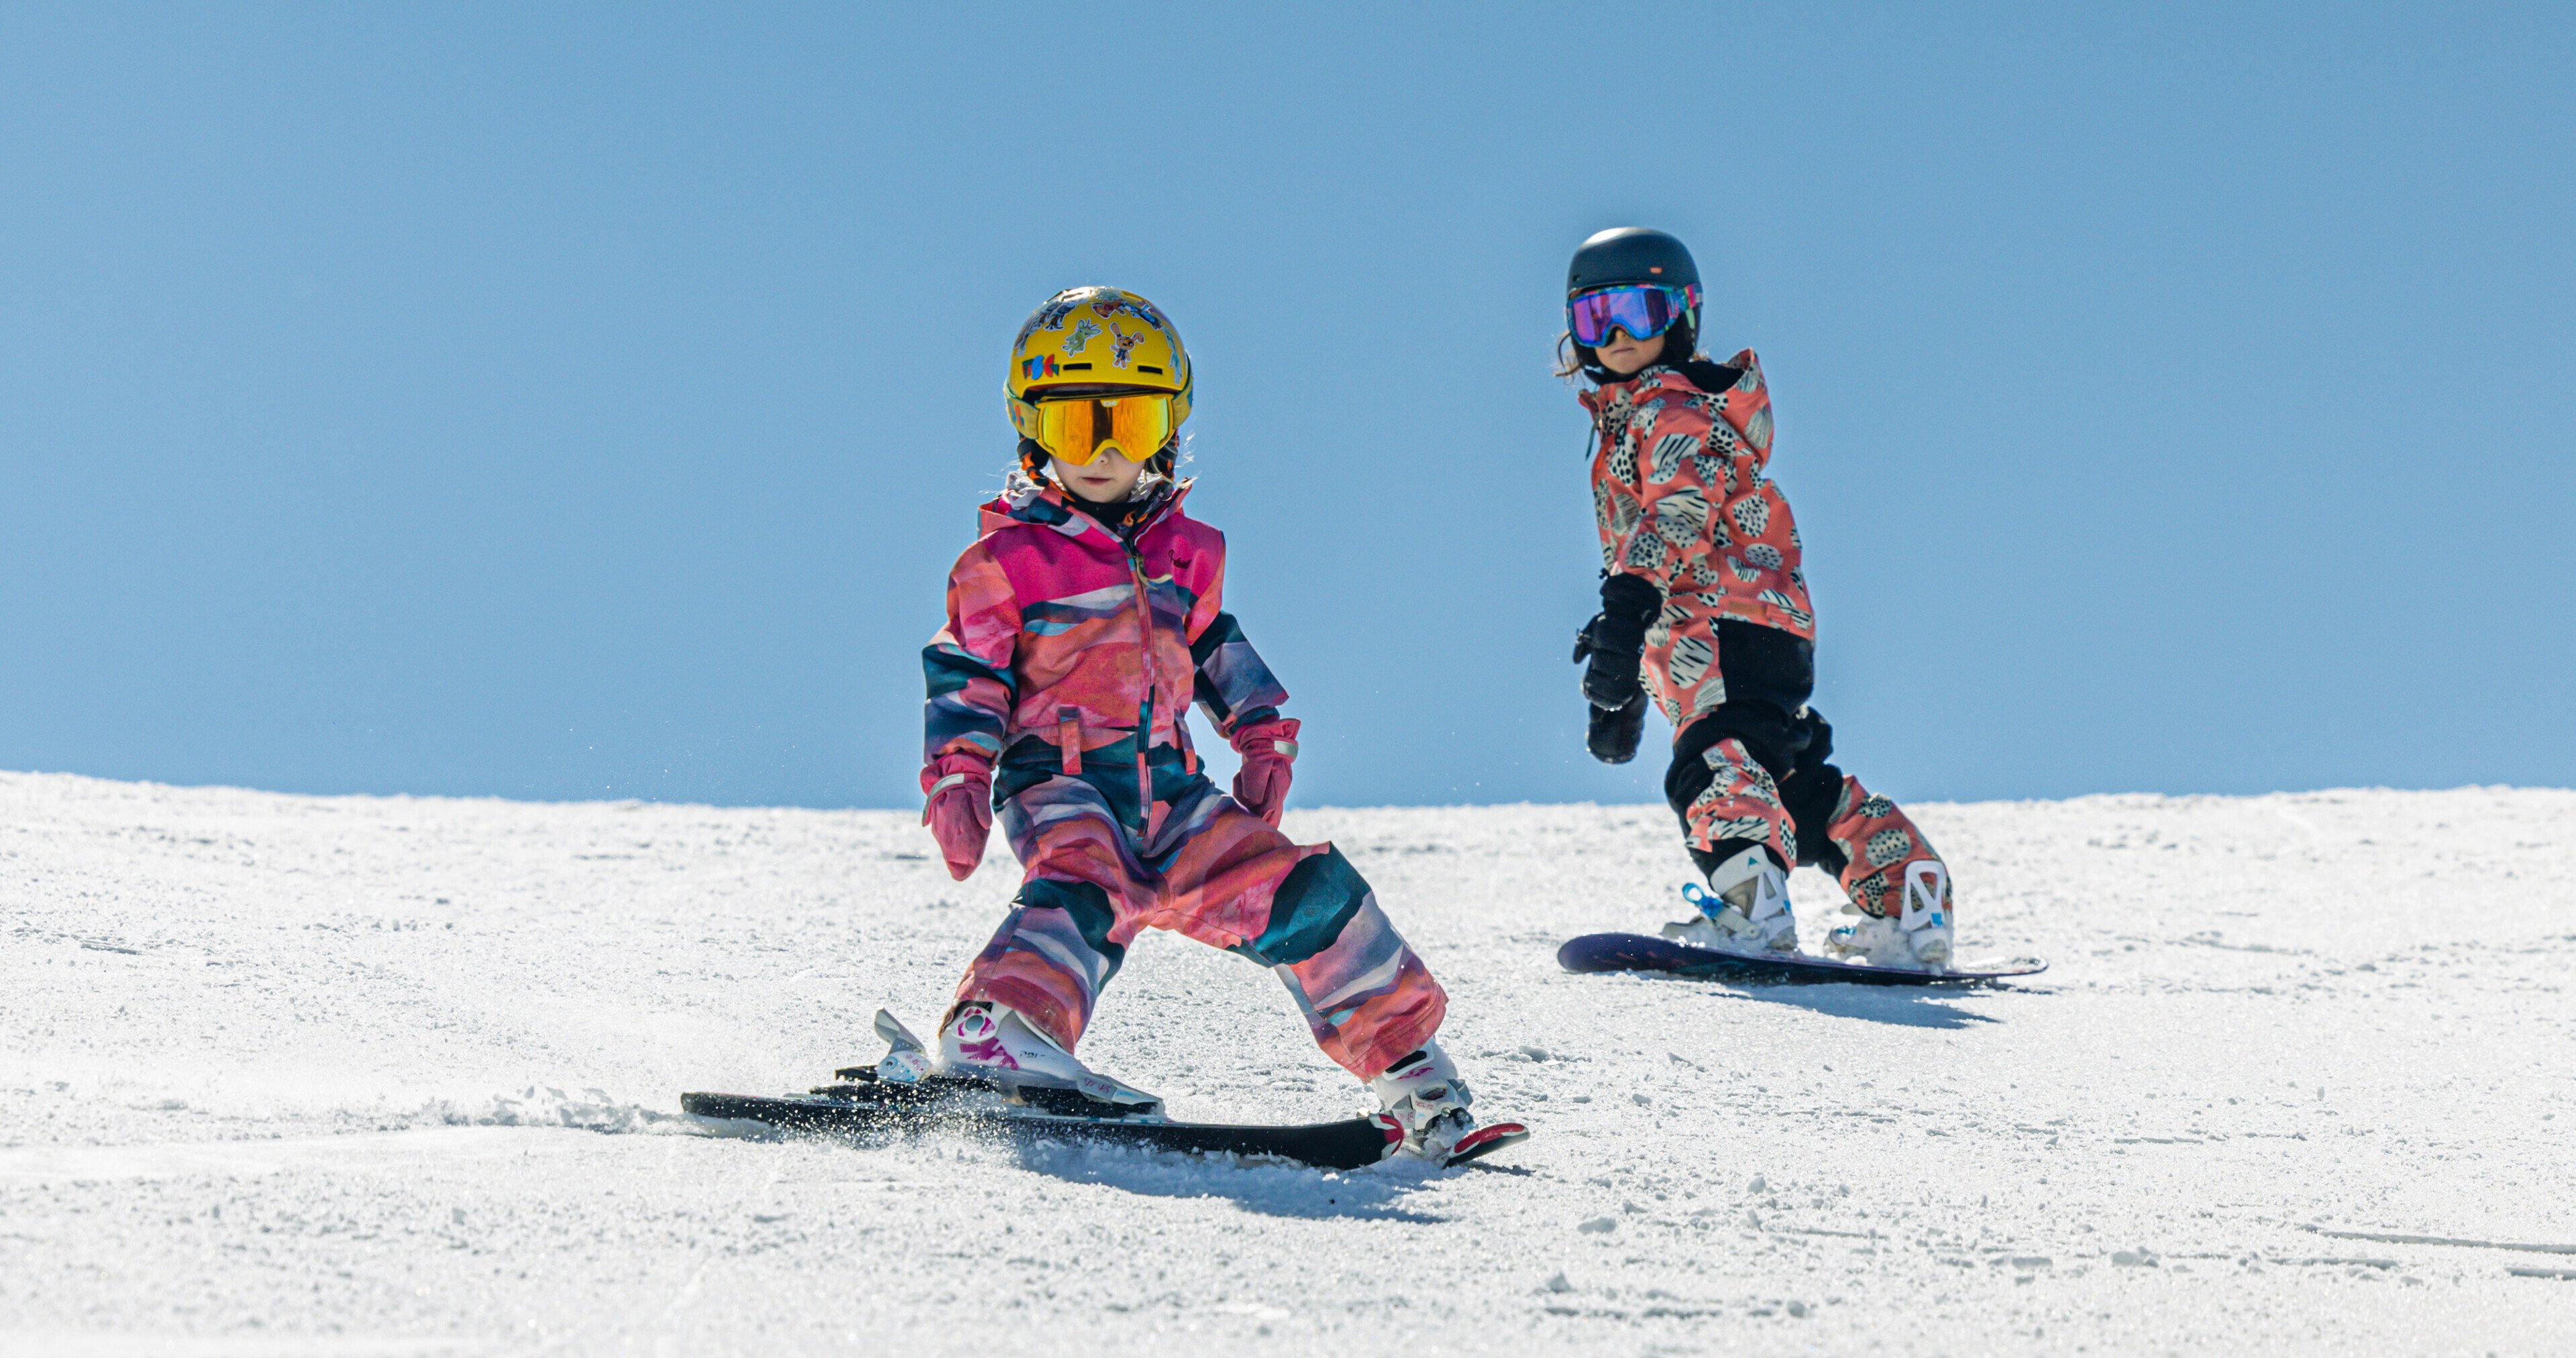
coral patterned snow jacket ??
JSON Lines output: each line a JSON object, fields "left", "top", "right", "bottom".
{"left": 1582, "top": 350, "right": 1817, "bottom": 730}
{"left": 922, "top": 477, "right": 1288, "bottom": 825}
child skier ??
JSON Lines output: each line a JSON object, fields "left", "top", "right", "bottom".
{"left": 1564, "top": 229, "right": 1958, "bottom": 970}
{"left": 918, "top": 286, "right": 1511, "bottom": 1159}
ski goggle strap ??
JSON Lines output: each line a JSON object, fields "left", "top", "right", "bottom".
{"left": 1567, "top": 284, "right": 1699, "bottom": 347}
{"left": 1029, "top": 393, "right": 1175, "bottom": 467}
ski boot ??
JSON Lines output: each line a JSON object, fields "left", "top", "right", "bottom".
{"left": 1662, "top": 844, "right": 1799, "bottom": 956}
{"left": 1823, "top": 860, "right": 1954, "bottom": 972}
{"left": 1368, "top": 1040, "right": 1527, "bottom": 1166}
{"left": 939, "top": 1001, "right": 1163, "bottom": 1117}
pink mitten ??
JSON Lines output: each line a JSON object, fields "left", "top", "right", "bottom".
{"left": 1229, "top": 717, "right": 1301, "bottom": 828}
{"left": 920, "top": 755, "right": 994, "bottom": 881}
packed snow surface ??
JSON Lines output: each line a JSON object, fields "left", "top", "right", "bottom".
{"left": 4, "top": 771, "right": 2573, "bottom": 1355}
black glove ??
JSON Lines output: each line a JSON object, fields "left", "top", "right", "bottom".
{"left": 1571, "top": 573, "right": 1662, "bottom": 710}
{"left": 1572, "top": 574, "right": 1662, "bottom": 764}
{"left": 1572, "top": 616, "right": 1638, "bottom": 708}
{"left": 1587, "top": 691, "right": 1649, "bottom": 764}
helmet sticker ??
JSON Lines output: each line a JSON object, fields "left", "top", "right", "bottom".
{"left": 1032, "top": 294, "right": 1083, "bottom": 331}
{"left": 1060, "top": 317, "right": 1101, "bottom": 355}
{"left": 1106, "top": 323, "right": 1146, "bottom": 367}
{"left": 1088, "top": 293, "right": 1171, "bottom": 335}
{"left": 1012, "top": 293, "right": 1083, "bottom": 353}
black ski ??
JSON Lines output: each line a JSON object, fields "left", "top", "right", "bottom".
{"left": 682, "top": 1070, "right": 1405, "bottom": 1172}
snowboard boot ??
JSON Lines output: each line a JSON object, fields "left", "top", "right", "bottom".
{"left": 1823, "top": 860, "right": 1954, "bottom": 972}
{"left": 940, "top": 1001, "right": 1163, "bottom": 1115}
{"left": 1662, "top": 844, "right": 1799, "bottom": 955}
{"left": 1368, "top": 1040, "right": 1477, "bottom": 1159}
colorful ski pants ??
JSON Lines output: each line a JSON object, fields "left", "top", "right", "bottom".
{"left": 955, "top": 767, "right": 1445, "bottom": 1082}
{"left": 1662, "top": 620, "right": 1951, "bottom": 921}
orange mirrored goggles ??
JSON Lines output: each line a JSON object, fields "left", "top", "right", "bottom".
{"left": 1029, "top": 392, "right": 1175, "bottom": 466}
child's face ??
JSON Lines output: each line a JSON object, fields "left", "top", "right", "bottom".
{"left": 1051, "top": 451, "right": 1148, "bottom": 505}
{"left": 1594, "top": 326, "right": 1667, "bottom": 376}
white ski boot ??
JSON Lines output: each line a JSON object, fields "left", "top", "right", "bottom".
{"left": 1662, "top": 844, "right": 1799, "bottom": 955}
{"left": 940, "top": 1001, "right": 1162, "bottom": 1115}
{"left": 1823, "top": 860, "right": 1954, "bottom": 972}
{"left": 1369, "top": 1041, "right": 1477, "bottom": 1159}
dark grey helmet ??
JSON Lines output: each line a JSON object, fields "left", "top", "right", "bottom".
{"left": 1564, "top": 227, "right": 1704, "bottom": 372}
{"left": 1566, "top": 226, "right": 1699, "bottom": 296}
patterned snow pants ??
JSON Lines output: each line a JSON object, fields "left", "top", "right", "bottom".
{"left": 1664, "top": 620, "right": 1951, "bottom": 921}
{"left": 955, "top": 767, "right": 1446, "bottom": 1082}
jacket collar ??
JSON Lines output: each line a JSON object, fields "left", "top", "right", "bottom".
{"left": 1578, "top": 356, "right": 1748, "bottom": 415}
{"left": 981, "top": 477, "right": 1191, "bottom": 545}
{"left": 1578, "top": 364, "right": 1690, "bottom": 415}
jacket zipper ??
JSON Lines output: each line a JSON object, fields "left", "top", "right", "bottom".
{"left": 1126, "top": 545, "right": 1157, "bottom": 834}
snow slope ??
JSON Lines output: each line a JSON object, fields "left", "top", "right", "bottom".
{"left": 3, "top": 771, "right": 2572, "bottom": 1355}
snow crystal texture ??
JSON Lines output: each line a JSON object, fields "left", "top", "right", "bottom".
{"left": 3, "top": 771, "right": 2572, "bottom": 1355}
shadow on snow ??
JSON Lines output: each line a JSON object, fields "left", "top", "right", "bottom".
{"left": 1729, "top": 981, "right": 2007, "bottom": 1029}
{"left": 690, "top": 1117, "right": 1459, "bottom": 1221}
{"left": 1008, "top": 1136, "right": 1456, "bottom": 1223}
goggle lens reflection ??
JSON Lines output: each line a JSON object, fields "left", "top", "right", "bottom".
{"left": 1568, "top": 284, "right": 1694, "bottom": 347}
{"left": 1033, "top": 394, "right": 1174, "bottom": 466}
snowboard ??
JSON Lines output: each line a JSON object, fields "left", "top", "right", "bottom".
{"left": 1557, "top": 931, "right": 2047, "bottom": 986}
{"left": 681, "top": 1009, "right": 1529, "bottom": 1171}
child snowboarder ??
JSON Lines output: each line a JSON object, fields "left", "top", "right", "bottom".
{"left": 918, "top": 286, "right": 1514, "bottom": 1159}
{"left": 1563, "top": 229, "right": 1958, "bottom": 970}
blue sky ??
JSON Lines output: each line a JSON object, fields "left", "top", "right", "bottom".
{"left": 1, "top": 3, "right": 2569, "bottom": 809}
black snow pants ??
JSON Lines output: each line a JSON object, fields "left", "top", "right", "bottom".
{"left": 1662, "top": 619, "right": 1854, "bottom": 879}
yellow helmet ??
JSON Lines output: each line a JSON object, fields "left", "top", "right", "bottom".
{"left": 1006, "top": 286, "right": 1192, "bottom": 446}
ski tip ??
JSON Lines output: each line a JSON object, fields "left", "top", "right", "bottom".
{"left": 1442, "top": 1121, "right": 1530, "bottom": 1167}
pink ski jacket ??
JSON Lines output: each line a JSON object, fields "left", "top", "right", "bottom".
{"left": 922, "top": 478, "right": 1287, "bottom": 809}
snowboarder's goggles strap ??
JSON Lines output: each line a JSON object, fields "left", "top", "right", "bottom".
{"left": 1028, "top": 393, "right": 1174, "bottom": 467}
{"left": 1566, "top": 284, "right": 1698, "bottom": 347}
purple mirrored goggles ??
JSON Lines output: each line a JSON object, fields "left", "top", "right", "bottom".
{"left": 1567, "top": 283, "right": 1699, "bottom": 347}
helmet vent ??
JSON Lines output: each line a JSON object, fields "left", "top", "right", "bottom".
{"left": 1063, "top": 361, "right": 1093, "bottom": 370}
{"left": 1136, "top": 364, "right": 1164, "bottom": 374}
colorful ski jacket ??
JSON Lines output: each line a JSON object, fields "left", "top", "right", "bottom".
{"left": 1582, "top": 349, "right": 1817, "bottom": 728}
{"left": 922, "top": 477, "right": 1289, "bottom": 824}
